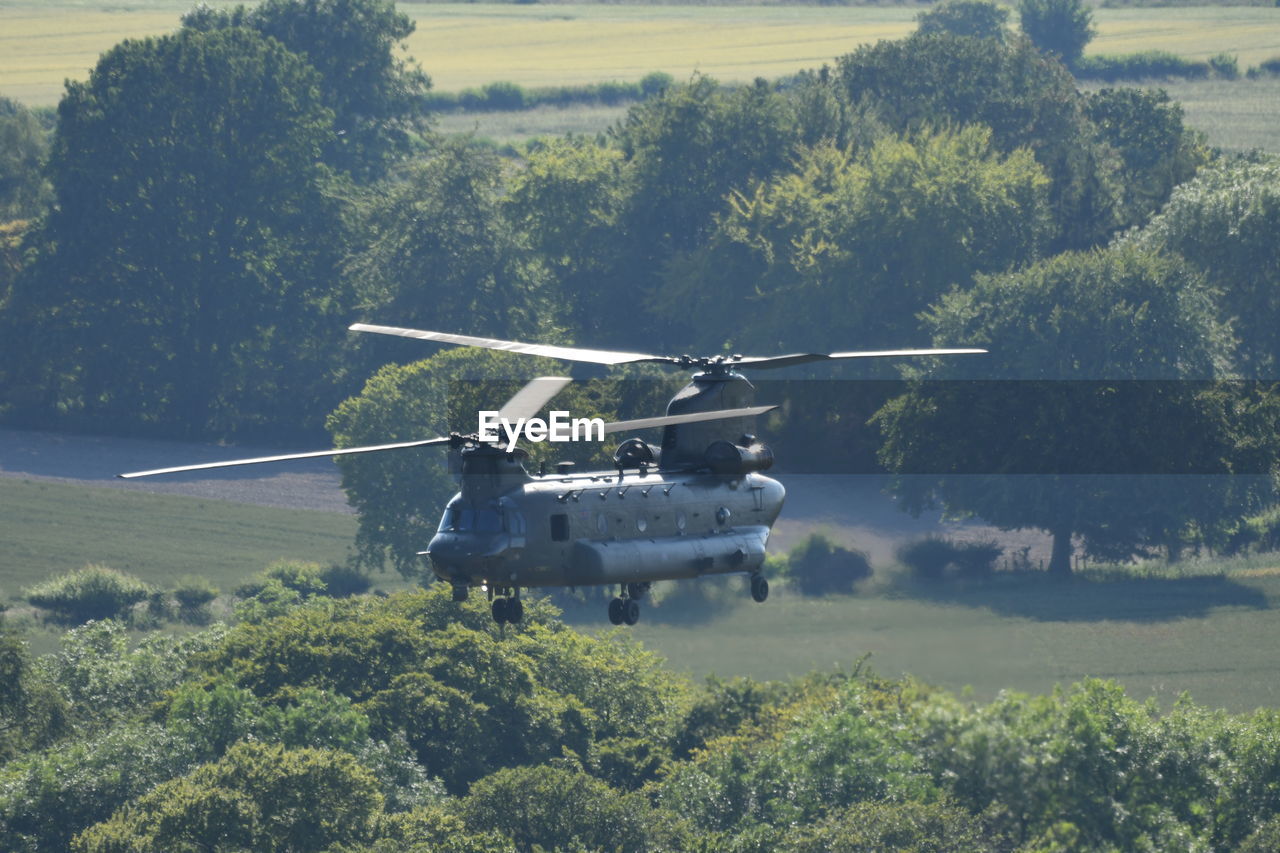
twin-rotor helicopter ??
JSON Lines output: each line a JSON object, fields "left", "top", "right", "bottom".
{"left": 121, "top": 325, "right": 983, "bottom": 625}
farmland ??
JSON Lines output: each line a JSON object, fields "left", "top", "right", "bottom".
{"left": 2, "top": 2, "right": 1278, "bottom": 106}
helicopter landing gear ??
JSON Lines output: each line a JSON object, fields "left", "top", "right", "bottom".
{"left": 489, "top": 588, "right": 523, "bottom": 625}
{"left": 750, "top": 574, "right": 769, "bottom": 603}
{"left": 608, "top": 586, "right": 642, "bottom": 626}
{"left": 452, "top": 584, "right": 469, "bottom": 603}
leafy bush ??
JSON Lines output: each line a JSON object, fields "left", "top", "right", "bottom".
{"left": 639, "top": 70, "right": 674, "bottom": 97}
{"left": 235, "top": 559, "right": 327, "bottom": 599}
{"left": 481, "top": 80, "right": 524, "bottom": 110}
{"left": 173, "top": 575, "right": 218, "bottom": 611}
{"left": 318, "top": 564, "right": 373, "bottom": 598}
{"left": 785, "top": 532, "right": 872, "bottom": 596}
{"left": 897, "top": 537, "right": 1002, "bottom": 579}
{"left": 24, "top": 565, "right": 153, "bottom": 624}
{"left": 1075, "top": 51, "right": 1211, "bottom": 81}
{"left": 1209, "top": 52, "right": 1240, "bottom": 79}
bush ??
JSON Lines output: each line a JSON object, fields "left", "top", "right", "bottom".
{"left": 173, "top": 575, "right": 218, "bottom": 610}
{"left": 1209, "top": 52, "right": 1240, "bottom": 79}
{"left": 786, "top": 533, "right": 872, "bottom": 596}
{"left": 318, "top": 564, "right": 372, "bottom": 598}
{"left": 236, "top": 559, "right": 327, "bottom": 599}
{"left": 897, "top": 537, "right": 1002, "bottom": 580}
{"left": 640, "top": 71, "right": 674, "bottom": 97}
{"left": 481, "top": 80, "right": 525, "bottom": 110}
{"left": 1075, "top": 51, "right": 1210, "bottom": 81}
{"left": 24, "top": 565, "right": 153, "bottom": 624}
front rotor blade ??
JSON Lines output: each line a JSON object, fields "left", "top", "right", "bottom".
{"left": 118, "top": 436, "right": 452, "bottom": 479}
{"left": 735, "top": 348, "right": 987, "bottom": 369}
{"left": 497, "top": 377, "right": 572, "bottom": 423}
{"left": 601, "top": 405, "right": 777, "bottom": 435}
{"left": 350, "top": 324, "right": 677, "bottom": 367}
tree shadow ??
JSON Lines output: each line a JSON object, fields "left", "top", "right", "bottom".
{"left": 894, "top": 572, "right": 1272, "bottom": 623}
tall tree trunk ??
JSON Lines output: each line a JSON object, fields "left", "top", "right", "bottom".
{"left": 1049, "top": 526, "right": 1073, "bottom": 577}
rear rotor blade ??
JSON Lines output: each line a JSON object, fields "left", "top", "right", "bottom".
{"left": 734, "top": 348, "right": 987, "bottom": 369}
{"left": 601, "top": 405, "right": 776, "bottom": 435}
{"left": 497, "top": 377, "right": 572, "bottom": 423}
{"left": 118, "top": 436, "right": 452, "bottom": 479}
{"left": 350, "top": 324, "right": 677, "bottom": 367}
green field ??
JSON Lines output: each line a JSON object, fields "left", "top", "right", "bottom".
{"left": 0, "top": 477, "right": 358, "bottom": 595}
{"left": 626, "top": 566, "right": 1280, "bottom": 714}
{"left": 3, "top": 2, "right": 1279, "bottom": 106}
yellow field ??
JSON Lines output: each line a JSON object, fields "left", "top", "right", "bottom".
{"left": 1, "top": 2, "right": 1279, "bottom": 106}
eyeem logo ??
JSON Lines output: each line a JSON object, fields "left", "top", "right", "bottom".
{"left": 479, "top": 411, "right": 605, "bottom": 452}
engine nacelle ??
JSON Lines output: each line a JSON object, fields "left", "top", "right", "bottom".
{"left": 704, "top": 440, "right": 774, "bottom": 476}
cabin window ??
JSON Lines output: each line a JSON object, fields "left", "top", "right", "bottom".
{"left": 550, "top": 513, "right": 569, "bottom": 542}
{"left": 439, "top": 504, "right": 502, "bottom": 533}
{"left": 636, "top": 517, "right": 648, "bottom": 533}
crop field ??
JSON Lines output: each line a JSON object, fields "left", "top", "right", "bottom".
{"left": 3, "top": 2, "right": 1279, "bottom": 106}
{"left": 0, "top": 477, "right": 358, "bottom": 595}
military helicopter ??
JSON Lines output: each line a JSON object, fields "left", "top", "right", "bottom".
{"left": 121, "top": 325, "right": 983, "bottom": 625}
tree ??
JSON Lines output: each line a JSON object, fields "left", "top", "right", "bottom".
{"left": 1086, "top": 87, "right": 1206, "bottom": 229}
{"left": 658, "top": 128, "right": 1051, "bottom": 354}
{"left": 183, "top": 0, "right": 431, "bottom": 179}
{"left": 0, "top": 96, "right": 50, "bottom": 221}
{"left": 1120, "top": 158, "right": 1280, "bottom": 376}
{"left": 917, "top": 0, "right": 1010, "bottom": 40}
{"left": 73, "top": 742, "right": 383, "bottom": 852}
{"left": 3, "top": 27, "right": 348, "bottom": 439}
{"left": 1018, "top": 0, "right": 1096, "bottom": 68}
{"left": 837, "top": 32, "right": 1118, "bottom": 249}
{"left": 874, "top": 246, "right": 1241, "bottom": 574}
{"left": 345, "top": 141, "right": 557, "bottom": 363}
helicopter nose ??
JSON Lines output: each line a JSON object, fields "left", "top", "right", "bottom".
{"left": 426, "top": 532, "right": 506, "bottom": 579}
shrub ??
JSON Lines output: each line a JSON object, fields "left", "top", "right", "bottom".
{"left": 481, "top": 80, "right": 525, "bottom": 110}
{"left": 640, "top": 71, "right": 674, "bottom": 97}
{"left": 897, "top": 537, "right": 1002, "bottom": 580}
{"left": 24, "top": 565, "right": 153, "bottom": 623}
{"left": 1209, "top": 52, "right": 1240, "bottom": 79}
{"left": 236, "top": 559, "right": 327, "bottom": 599}
{"left": 318, "top": 564, "right": 372, "bottom": 598}
{"left": 786, "top": 533, "right": 872, "bottom": 596}
{"left": 1256, "top": 56, "right": 1280, "bottom": 76}
{"left": 1075, "top": 51, "right": 1210, "bottom": 81}
{"left": 173, "top": 575, "right": 218, "bottom": 610}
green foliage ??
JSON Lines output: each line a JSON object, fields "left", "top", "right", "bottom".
{"left": 1121, "top": 158, "right": 1280, "bottom": 375}
{"left": 1075, "top": 50, "right": 1212, "bottom": 81}
{"left": 183, "top": 0, "right": 430, "bottom": 179}
{"left": 461, "top": 764, "right": 667, "bottom": 853}
{"left": 897, "top": 536, "right": 1002, "bottom": 580}
{"left": 1209, "top": 52, "right": 1241, "bottom": 79}
{"left": 1018, "top": 0, "right": 1096, "bottom": 67}
{"left": 785, "top": 532, "right": 873, "bottom": 595}
{"left": 660, "top": 128, "right": 1050, "bottom": 352}
{"left": 320, "top": 563, "right": 375, "bottom": 597}
{"left": 23, "top": 566, "right": 152, "bottom": 624}
{"left": 875, "top": 246, "right": 1240, "bottom": 573}
{"left": 778, "top": 799, "right": 995, "bottom": 852}
{"left": 237, "top": 558, "right": 330, "bottom": 599}
{"left": 1085, "top": 87, "right": 1206, "bottom": 227}
{"left": 917, "top": 0, "right": 1010, "bottom": 40}
{"left": 0, "top": 96, "right": 50, "bottom": 221}
{"left": 73, "top": 741, "right": 384, "bottom": 853}
{"left": 0, "top": 626, "right": 68, "bottom": 763}
{"left": 172, "top": 575, "right": 218, "bottom": 612}
{"left": 346, "top": 140, "right": 556, "bottom": 350}
{"left": 3, "top": 26, "right": 348, "bottom": 440}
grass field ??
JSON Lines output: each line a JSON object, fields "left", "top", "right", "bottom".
{"left": 0, "top": 477, "right": 358, "bottom": 595}
{"left": 3, "top": 2, "right": 1279, "bottom": 106}
{"left": 621, "top": 564, "right": 1280, "bottom": 713}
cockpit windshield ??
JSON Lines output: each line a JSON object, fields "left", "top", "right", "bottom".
{"left": 438, "top": 503, "right": 502, "bottom": 533}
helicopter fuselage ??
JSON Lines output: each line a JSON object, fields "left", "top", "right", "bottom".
{"left": 426, "top": 461, "right": 785, "bottom": 592}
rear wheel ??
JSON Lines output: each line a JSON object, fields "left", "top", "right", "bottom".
{"left": 623, "top": 598, "right": 641, "bottom": 626}
{"left": 507, "top": 596, "right": 524, "bottom": 624}
{"left": 750, "top": 575, "right": 769, "bottom": 603}
{"left": 607, "top": 597, "right": 625, "bottom": 625}
{"left": 491, "top": 597, "right": 509, "bottom": 624}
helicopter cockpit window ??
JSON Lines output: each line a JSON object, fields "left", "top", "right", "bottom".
{"left": 438, "top": 504, "right": 502, "bottom": 533}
